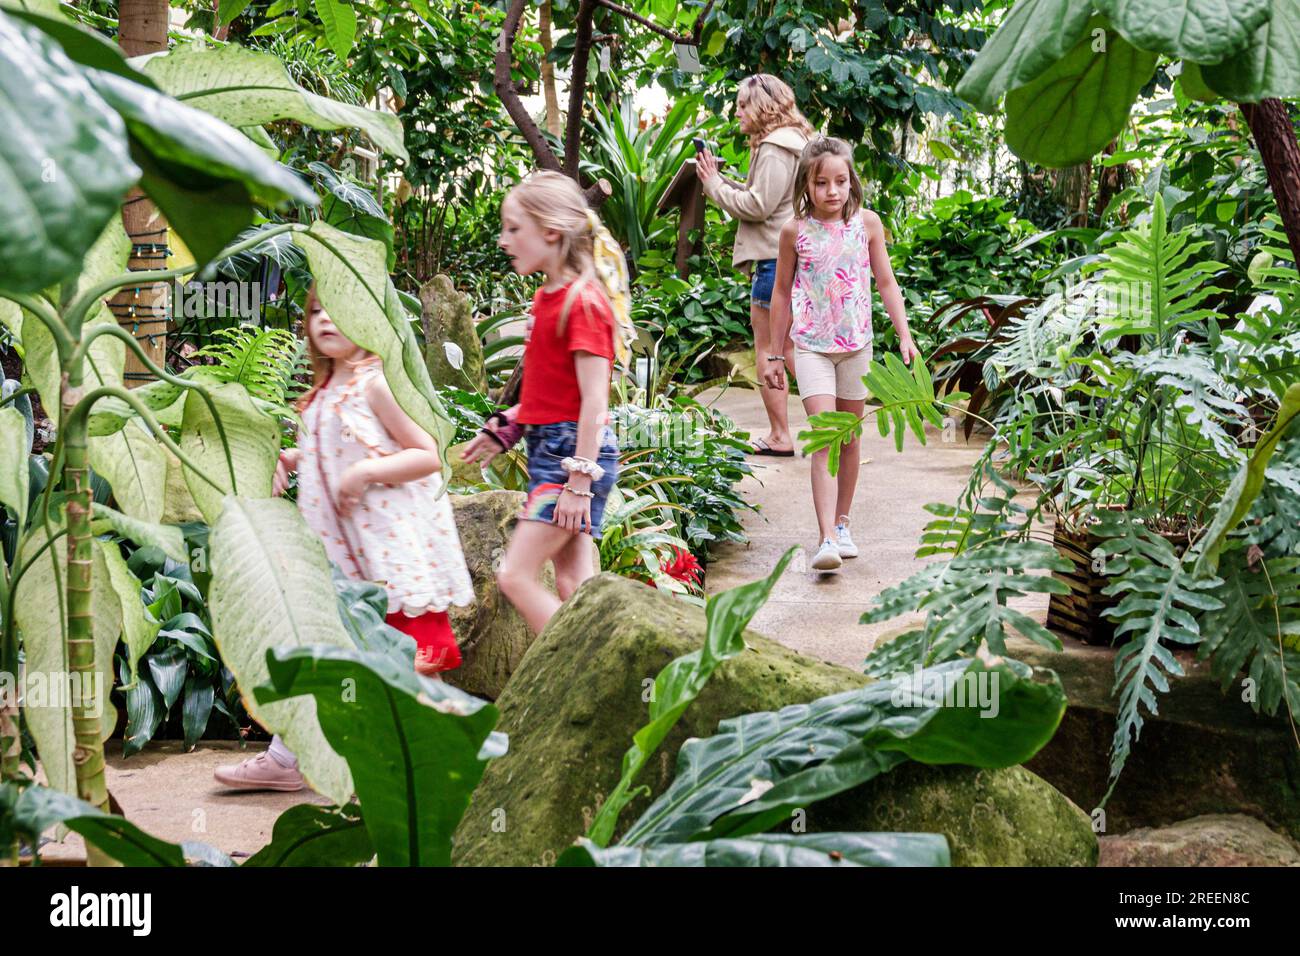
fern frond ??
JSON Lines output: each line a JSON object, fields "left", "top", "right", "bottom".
{"left": 192, "top": 326, "right": 301, "bottom": 407}
{"left": 1093, "top": 515, "right": 1224, "bottom": 796}
{"left": 1199, "top": 548, "right": 1300, "bottom": 718}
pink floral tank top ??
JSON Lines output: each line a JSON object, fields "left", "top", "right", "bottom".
{"left": 790, "top": 214, "right": 873, "bottom": 352}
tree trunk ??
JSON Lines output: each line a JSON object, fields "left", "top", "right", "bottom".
{"left": 114, "top": 0, "right": 171, "bottom": 386}
{"left": 539, "top": 0, "right": 562, "bottom": 138}
{"left": 1240, "top": 98, "right": 1300, "bottom": 267}
{"left": 1050, "top": 161, "right": 1093, "bottom": 227}
{"left": 563, "top": 0, "right": 598, "bottom": 177}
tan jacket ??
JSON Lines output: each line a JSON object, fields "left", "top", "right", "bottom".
{"left": 701, "top": 125, "right": 810, "bottom": 270}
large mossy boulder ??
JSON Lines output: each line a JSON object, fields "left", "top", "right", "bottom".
{"left": 421, "top": 274, "right": 486, "bottom": 392}
{"left": 453, "top": 573, "right": 1097, "bottom": 866}
{"left": 446, "top": 491, "right": 550, "bottom": 700}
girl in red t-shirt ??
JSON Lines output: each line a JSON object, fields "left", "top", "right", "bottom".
{"left": 461, "top": 172, "right": 624, "bottom": 634}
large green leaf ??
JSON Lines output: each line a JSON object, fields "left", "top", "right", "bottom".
{"left": 85, "top": 69, "right": 316, "bottom": 271}
{"left": 1193, "top": 383, "right": 1300, "bottom": 575}
{"left": 0, "top": 13, "right": 138, "bottom": 294}
{"left": 586, "top": 547, "right": 799, "bottom": 847}
{"left": 0, "top": 405, "right": 29, "bottom": 528}
{"left": 1202, "top": 0, "right": 1300, "bottom": 101}
{"left": 1005, "top": 17, "right": 1158, "bottom": 168}
{"left": 255, "top": 644, "right": 505, "bottom": 867}
{"left": 179, "top": 382, "right": 279, "bottom": 525}
{"left": 88, "top": 419, "right": 168, "bottom": 524}
{"left": 559, "top": 832, "right": 951, "bottom": 867}
{"left": 208, "top": 497, "right": 354, "bottom": 804}
{"left": 6, "top": 5, "right": 163, "bottom": 88}
{"left": 294, "top": 221, "right": 454, "bottom": 454}
{"left": 97, "top": 538, "right": 159, "bottom": 688}
{"left": 954, "top": 0, "right": 1095, "bottom": 112}
{"left": 619, "top": 658, "right": 1066, "bottom": 846}
{"left": 242, "top": 802, "right": 375, "bottom": 867}
{"left": 13, "top": 522, "right": 123, "bottom": 797}
{"left": 141, "top": 43, "right": 408, "bottom": 163}
{"left": 314, "top": 0, "right": 358, "bottom": 61}
{"left": 89, "top": 503, "right": 187, "bottom": 564}
{"left": 1094, "top": 0, "right": 1270, "bottom": 63}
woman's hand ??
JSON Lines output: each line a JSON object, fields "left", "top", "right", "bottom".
{"left": 273, "top": 448, "right": 300, "bottom": 497}
{"left": 898, "top": 334, "right": 921, "bottom": 366}
{"left": 460, "top": 431, "right": 501, "bottom": 465}
{"left": 336, "top": 459, "right": 374, "bottom": 518}
{"left": 762, "top": 357, "right": 787, "bottom": 390}
{"left": 696, "top": 149, "right": 719, "bottom": 183}
{"left": 554, "top": 479, "right": 593, "bottom": 535}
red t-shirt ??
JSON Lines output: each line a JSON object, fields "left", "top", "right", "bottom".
{"left": 516, "top": 281, "right": 615, "bottom": 425}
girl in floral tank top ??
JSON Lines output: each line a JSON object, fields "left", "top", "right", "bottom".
{"left": 766, "top": 137, "right": 920, "bottom": 574}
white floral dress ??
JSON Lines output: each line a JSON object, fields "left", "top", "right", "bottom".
{"left": 297, "top": 362, "right": 475, "bottom": 617}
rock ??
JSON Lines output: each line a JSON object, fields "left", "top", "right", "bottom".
{"left": 453, "top": 573, "right": 1096, "bottom": 866}
{"left": 420, "top": 275, "right": 486, "bottom": 393}
{"left": 1099, "top": 814, "right": 1300, "bottom": 867}
{"left": 445, "top": 491, "right": 551, "bottom": 700}
{"left": 1008, "top": 635, "right": 1300, "bottom": 841}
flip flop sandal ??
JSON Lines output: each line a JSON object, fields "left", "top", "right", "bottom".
{"left": 748, "top": 437, "right": 795, "bottom": 457}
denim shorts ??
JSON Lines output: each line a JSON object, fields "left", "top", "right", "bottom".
{"left": 750, "top": 258, "right": 777, "bottom": 308}
{"left": 521, "top": 421, "right": 619, "bottom": 539}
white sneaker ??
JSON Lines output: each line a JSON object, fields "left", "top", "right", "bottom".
{"left": 811, "top": 538, "right": 843, "bottom": 571}
{"left": 834, "top": 516, "right": 858, "bottom": 558}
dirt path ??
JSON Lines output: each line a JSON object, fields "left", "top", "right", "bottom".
{"left": 700, "top": 382, "right": 1036, "bottom": 670}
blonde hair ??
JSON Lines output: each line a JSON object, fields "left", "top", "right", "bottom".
{"left": 296, "top": 283, "right": 379, "bottom": 413}
{"left": 737, "top": 74, "right": 813, "bottom": 149}
{"left": 792, "top": 136, "right": 863, "bottom": 223}
{"left": 505, "top": 170, "right": 616, "bottom": 341}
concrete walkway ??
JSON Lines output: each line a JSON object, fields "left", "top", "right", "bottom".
{"left": 700, "top": 382, "right": 1042, "bottom": 670}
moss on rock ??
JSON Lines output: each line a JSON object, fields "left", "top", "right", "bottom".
{"left": 453, "top": 573, "right": 1097, "bottom": 867}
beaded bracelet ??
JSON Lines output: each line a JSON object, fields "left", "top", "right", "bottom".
{"left": 561, "top": 456, "right": 605, "bottom": 482}
{"left": 562, "top": 484, "right": 595, "bottom": 498}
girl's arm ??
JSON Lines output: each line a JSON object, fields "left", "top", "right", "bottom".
{"left": 863, "top": 209, "right": 920, "bottom": 364}
{"left": 763, "top": 220, "right": 799, "bottom": 390}
{"left": 273, "top": 446, "right": 301, "bottom": 496}
{"left": 359, "top": 375, "right": 442, "bottom": 483}
{"left": 553, "top": 351, "right": 610, "bottom": 535}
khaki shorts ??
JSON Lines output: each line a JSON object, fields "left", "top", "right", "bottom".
{"left": 793, "top": 345, "right": 873, "bottom": 400}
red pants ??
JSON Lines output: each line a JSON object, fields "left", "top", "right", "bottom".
{"left": 385, "top": 610, "right": 461, "bottom": 674}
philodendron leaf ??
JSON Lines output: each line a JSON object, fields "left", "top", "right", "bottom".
{"left": 1005, "top": 16, "right": 1158, "bottom": 169}
{"left": 586, "top": 546, "right": 799, "bottom": 847}
{"left": 1194, "top": 382, "right": 1300, "bottom": 576}
{"left": 0, "top": 405, "right": 30, "bottom": 528}
{"left": 255, "top": 644, "right": 505, "bottom": 867}
{"left": 243, "top": 802, "right": 375, "bottom": 867}
{"left": 1094, "top": 0, "right": 1270, "bottom": 64}
{"left": 954, "top": 0, "right": 1094, "bottom": 112}
{"left": 13, "top": 522, "right": 123, "bottom": 798}
{"left": 89, "top": 503, "right": 188, "bottom": 564}
{"left": 619, "top": 658, "right": 1066, "bottom": 847}
{"left": 89, "top": 419, "right": 168, "bottom": 524}
{"left": 85, "top": 68, "right": 316, "bottom": 271}
{"left": 1202, "top": 0, "right": 1300, "bottom": 101}
{"left": 208, "top": 497, "right": 354, "bottom": 805}
{"left": 97, "top": 538, "right": 160, "bottom": 688}
{"left": 558, "top": 832, "right": 951, "bottom": 867}
{"left": 0, "top": 12, "right": 139, "bottom": 294}
{"left": 141, "top": 42, "right": 408, "bottom": 162}
{"left": 294, "top": 221, "right": 454, "bottom": 455}
{"left": 179, "top": 382, "right": 279, "bottom": 525}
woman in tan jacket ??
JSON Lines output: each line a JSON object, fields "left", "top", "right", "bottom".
{"left": 697, "top": 74, "right": 812, "bottom": 456}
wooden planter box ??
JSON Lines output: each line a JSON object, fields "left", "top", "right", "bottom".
{"left": 1045, "top": 514, "right": 1189, "bottom": 646}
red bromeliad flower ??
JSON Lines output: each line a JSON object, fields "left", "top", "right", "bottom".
{"left": 659, "top": 546, "right": 702, "bottom": 588}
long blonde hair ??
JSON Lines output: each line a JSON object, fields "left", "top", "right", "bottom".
{"left": 792, "top": 137, "right": 864, "bottom": 223}
{"left": 737, "top": 74, "right": 813, "bottom": 149}
{"left": 295, "top": 283, "right": 379, "bottom": 413}
{"left": 506, "top": 171, "right": 629, "bottom": 359}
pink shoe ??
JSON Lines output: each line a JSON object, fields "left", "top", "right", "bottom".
{"left": 213, "top": 750, "right": 306, "bottom": 792}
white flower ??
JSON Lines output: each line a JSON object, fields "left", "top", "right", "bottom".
{"left": 443, "top": 341, "right": 465, "bottom": 370}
